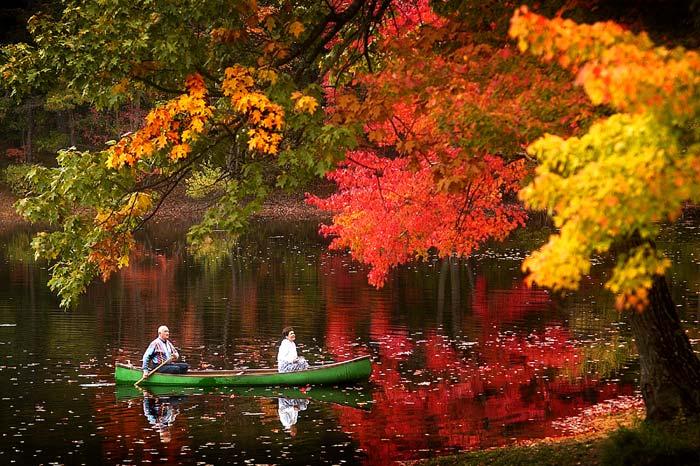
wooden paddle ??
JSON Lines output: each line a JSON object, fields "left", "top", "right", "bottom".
{"left": 134, "top": 356, "right": 172, "bottom": 387}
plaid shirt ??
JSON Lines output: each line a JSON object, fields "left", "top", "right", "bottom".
{"left": 142, "top": 337, "right": 179, "bottom": 371}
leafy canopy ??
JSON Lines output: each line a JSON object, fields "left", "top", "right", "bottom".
{"left": 309, "top": 1, "right": 594, "bottom": 287}
{"left": 2, "top": 0, "right": 388, "bottom": 307}
{"left": 510, "top": 6, "right": 700, "bottom": 310}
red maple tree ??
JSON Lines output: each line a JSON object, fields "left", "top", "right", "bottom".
{"left": 309, "top": 0, "right": 592, "bottom": 287}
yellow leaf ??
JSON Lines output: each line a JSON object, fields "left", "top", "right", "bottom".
{"left": 256, "top": 69, "right": 278, "bottom": 84}
{"left": 120, "top": 192, "right": 153, "bottom": 216}
{"left": 293, "top": 94, "right": 318, "bottom": 114}
{"left": 288, "top": 21, "right": 305, "bottom": 38}
{"left": 94, "top": 210, "right": 112, "bottom": 225}
{"left": 117, "top": 255, "right": 130, "bottom": 268}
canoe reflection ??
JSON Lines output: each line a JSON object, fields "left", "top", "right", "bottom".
{"left": 116, "top": 385, "right": 372, "bottom": 444}
{"left": 142, "top": 394, "right": 184, "bottom": 443}
{"left": 278, "top": 398, "right": 309, "bottom": 436}
{"left": 115, "top": 385, "right": 373, "bottom": 410}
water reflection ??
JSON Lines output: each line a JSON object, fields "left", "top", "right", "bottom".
{"left": 138, "top": 391, "right": 315, "bottom": 442}
{"left": 0, "top": 220, "right": 697, "bottom": 465}
{"left": 278, "top": 397, "right": 310, "bottom": 436}
{"left": 106, "top": 385, "right": 371, "bottom": 464}
{"left": 142, "top": 393, "right": 183, "bottom": 443}
{"left": 114, "top": 385, "right": 373, "bottom": 409}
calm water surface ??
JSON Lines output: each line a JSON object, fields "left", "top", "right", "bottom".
{"left": 0, "top": 218, "right": 698, "bottom": 465}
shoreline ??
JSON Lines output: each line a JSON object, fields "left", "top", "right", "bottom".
{"left": 0, "top": 188, "right": 24, "bottom": 227}
{"left": 0, "top": 185, "right": 333, "bottom": 231}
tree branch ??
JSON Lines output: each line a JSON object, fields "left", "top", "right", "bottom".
{"left": 133, "top": 164, "right": 194, "bottom": 232}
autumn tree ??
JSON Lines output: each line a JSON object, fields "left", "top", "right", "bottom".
{"left": 510, "top": 6, "right": 700, "bottom": 420}
{"left": 309, "top": 1, "right": 593, "bottom": 288}
{"left": 309, "top": 0, "right": 700, "bottom": 421}
{"left": 1, "top": 0, "right": 392, "bottom": 307}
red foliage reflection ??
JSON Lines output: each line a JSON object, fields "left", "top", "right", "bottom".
{"left": 322, "top": 267, "right": 634, "bottom": 464}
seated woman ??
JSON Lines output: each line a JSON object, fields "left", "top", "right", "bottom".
{"left": 277, "top": 326, "right": 309, "bottom": 373}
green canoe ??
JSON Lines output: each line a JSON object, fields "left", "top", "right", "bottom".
{"left": 114, "top": 355, "right": 372, "bottom": 387}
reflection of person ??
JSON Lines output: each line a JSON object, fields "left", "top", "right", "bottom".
{"left": 277, "top": 327, "right": 309, "bottom": 373}
{"left": 143, "top": 396, "right": 180, "bottom": 443}
{"left": 278, "top": 397, "right": 309, "bottom": 436}
{"left": 142, "top": 325, "right": 189, "bottom": 375}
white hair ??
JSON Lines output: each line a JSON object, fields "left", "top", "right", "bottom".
{"left": 158, "top": 325, "right": 169, "bottom": 334}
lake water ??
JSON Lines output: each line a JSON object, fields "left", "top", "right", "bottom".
{"left": 0, "top": 218, "right": 698, "bottom": 465}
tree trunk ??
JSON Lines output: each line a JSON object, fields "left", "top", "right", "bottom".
{"left": 68, "top": 109, "right": 76, "bottom": 147}
{"left": 25, "top": 101, "right": 34, "bottom": 163}
{"left": 437, "top": 258, "right": 448, "bottom": 324}
{"left": 450, "top": 255, "right": 461, "bottom": 315}
{"left": 627, "top": 274, "right": 700, "bottom": 420}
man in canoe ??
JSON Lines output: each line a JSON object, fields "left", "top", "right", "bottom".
{"left": 142, "top": 325, "right": 189, "bottom": 375}
{"left": 277, "top": 326, "right": 309, "bottom": 373}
